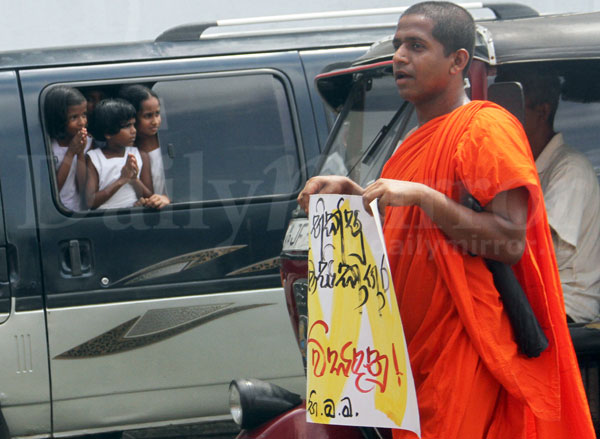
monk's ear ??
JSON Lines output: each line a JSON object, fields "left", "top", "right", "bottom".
{"left": 449, "top": 48, "right": 470, "bottom": 76}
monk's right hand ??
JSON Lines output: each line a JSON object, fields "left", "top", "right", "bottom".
{"left": 297, "top": 176, "right": 361, "bottom": 213}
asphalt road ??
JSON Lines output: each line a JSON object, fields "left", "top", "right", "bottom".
{"left": 85, "top": 421, "right": 241, "bottom": 439}
{"left": 125, "top": 422, "right": 240, "bottom": 439}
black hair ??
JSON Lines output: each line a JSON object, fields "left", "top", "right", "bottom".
{"left": 89, "top": 98, "right": 136, "bottom": 141}
{"left": 402, "top": 1, "right": 475, "bottom": 77}
{"left": 44, "top": 85, "right": 87, "bottom": 140}
{"left": 496, "top": 65, "right": 561, "bottom": 126}
{"left": 81, "top": 87, "right": 107, "bottom": 102}
{"left": 118, "top": 84, "right": 159, "bottom": 113}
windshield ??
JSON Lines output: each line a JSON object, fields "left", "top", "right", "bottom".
{"left": 318, "top": 69, "right": 416, "bottom": 187}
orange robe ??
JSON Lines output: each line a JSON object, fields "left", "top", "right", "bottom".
{"left": 383, "top": 101, "right": 594, "bottom": 438}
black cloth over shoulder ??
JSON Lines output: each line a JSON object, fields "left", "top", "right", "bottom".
{"left": 462, "top": 193, "right": 549, "bottom": 358}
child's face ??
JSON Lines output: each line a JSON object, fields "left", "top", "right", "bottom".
{"left": 107, "top": 118, "right": 137, "bottom": 148}
{"left": 85, "top": 90, "right": 105, "bottom": 114}
{"left": 136, "top": 97, "right": 161, "bottom": 138}
{"left": 65, "top": 102, "right": 88, "bottom": 138}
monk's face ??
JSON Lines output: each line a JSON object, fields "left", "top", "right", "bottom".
{"left": 392, "top": 14, "right": 456, "bottom": 104}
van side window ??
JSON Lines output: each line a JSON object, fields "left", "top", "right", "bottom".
{"left": 154, "top": 72, "right": 301, "bottom": 204}
{"left": 45, "top": 72, "right": 302, "bottom": 212}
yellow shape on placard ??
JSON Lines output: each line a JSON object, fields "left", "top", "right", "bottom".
{"left": 307, "top": 198, "right": 408, "bottom": 426}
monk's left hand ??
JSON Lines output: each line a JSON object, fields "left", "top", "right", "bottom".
{"left": 362, "top": 178, "right": 429, "bottom": 215}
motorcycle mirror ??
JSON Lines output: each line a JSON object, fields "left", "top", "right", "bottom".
{"left": 228, "top": 378, "right": 302, "bottom": 430}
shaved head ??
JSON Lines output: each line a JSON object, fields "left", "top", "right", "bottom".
{"left": 402, "top": 1, "right": 475, "bottom": 75}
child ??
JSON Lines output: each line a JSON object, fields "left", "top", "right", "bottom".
{"left": 119, "top": 84, "right": 170, "bottom": 209}
{"left": 44, "top": 85, "right": 93, "bottom": 211}
{"left": 86, "top": 98, "right": 153, "bottom": 209}
{"left": 82, "top": 86, "right": 109, "bottom": 149}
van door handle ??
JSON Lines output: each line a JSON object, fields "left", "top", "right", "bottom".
{"left": 69, "top": 240, "right": 83, "bottom": 276}
{"left": 61, "top": 239, "right": 92, "bottom": 277}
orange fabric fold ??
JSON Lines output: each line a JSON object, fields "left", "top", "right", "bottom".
{"left": 383, "top": 101, "right": 594, "bottom": 438}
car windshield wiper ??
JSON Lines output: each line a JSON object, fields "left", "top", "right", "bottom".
{"left": 345, "top": 100, "right": 411, "bottom": 178}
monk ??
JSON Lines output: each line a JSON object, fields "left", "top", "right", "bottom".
{"left": 297, "top": 2, "right": 595, "bottom": 438}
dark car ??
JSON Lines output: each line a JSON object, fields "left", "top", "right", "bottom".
{"left": 257, "top": 8, "right": 600, "bottom": 438}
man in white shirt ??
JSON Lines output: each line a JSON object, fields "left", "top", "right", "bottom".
{"left": 498, "top": 66, "right": 600, "bottom": 323}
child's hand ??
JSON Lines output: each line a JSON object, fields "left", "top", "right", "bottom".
{"left": 136, "top": 194, "right": 171, "bottom": 209}
{"left": 68, "top": 128, "right": 88, "bottom": 155}
{"left": 121, "top": 153, "right": 138, "bottom": 180}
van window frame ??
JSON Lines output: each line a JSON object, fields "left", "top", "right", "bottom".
{"left": 40, "top": 68, "right": 307, "bottom": 217}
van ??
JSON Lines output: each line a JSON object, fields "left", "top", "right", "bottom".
{"left": 0, "top": 9, "right": 403, "bottom": 438}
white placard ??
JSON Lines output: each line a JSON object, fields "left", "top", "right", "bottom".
{"left": 307, "top": 194, "right": 420, "bottom": 435}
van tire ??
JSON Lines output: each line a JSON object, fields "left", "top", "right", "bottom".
{"left": 0, "top": 409, "right": 9, "bottom": 439}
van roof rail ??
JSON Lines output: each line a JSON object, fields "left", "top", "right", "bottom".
{"left": 156, "top": 2, "right": 538, "bottom": 42}
{"left": 482, "top": 2, "right": 538, "bottom": 19}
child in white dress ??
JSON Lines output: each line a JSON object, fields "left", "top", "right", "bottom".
{"left": 44, "top": 86, "right": 92, "bottom": 211}
{"left": 119, "top": 84, "right": 170, "bottom": 209}
{"left": 85, "top": 99, "right": 153, "bottom": 209}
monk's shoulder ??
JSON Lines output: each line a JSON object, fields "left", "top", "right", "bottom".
{"left": 453, "top": 103, "right": 528, "bottom": 160}
{"left": 463, "top": 104, "right": 526, "bottom": 148}
{"left": 472, "top": 104, "right": 521, "bottom": 131}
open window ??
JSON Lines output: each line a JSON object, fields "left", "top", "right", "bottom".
{"left": 43, "top": 69, "right": 302, "bottom": 213}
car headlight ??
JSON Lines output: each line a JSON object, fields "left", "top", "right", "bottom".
{"left": 229, "top": 380, "right": 243, "bottom": 426}
{"left": 228, "top": 378, "right": 302, "bottom": 430}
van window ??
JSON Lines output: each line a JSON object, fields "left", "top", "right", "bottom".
{"left": 154, "top": 72, "right": 301, "bottom": 204}
{"left": 45, "top": 71, "right": 301, "bottom": 212}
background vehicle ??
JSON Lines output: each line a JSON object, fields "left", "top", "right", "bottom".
{"left": 235, "top": 8, "right": 600, "bottom": 438}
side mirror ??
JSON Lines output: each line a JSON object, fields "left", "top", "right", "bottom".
{"left": 229, "top": 378, "right": 302, "bottom": 430}
{"left": 488, "top": 81, "right": 526, "bottom": 125}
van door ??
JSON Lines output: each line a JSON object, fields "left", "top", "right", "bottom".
{"left": 0, "top": 180, "right": 7, "bottom": 324}
{"left": 0, "top": 71, "right": 51, "bottom": 437}
{"left": 19, "top": 52, "right": 327, "bottom": 434}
